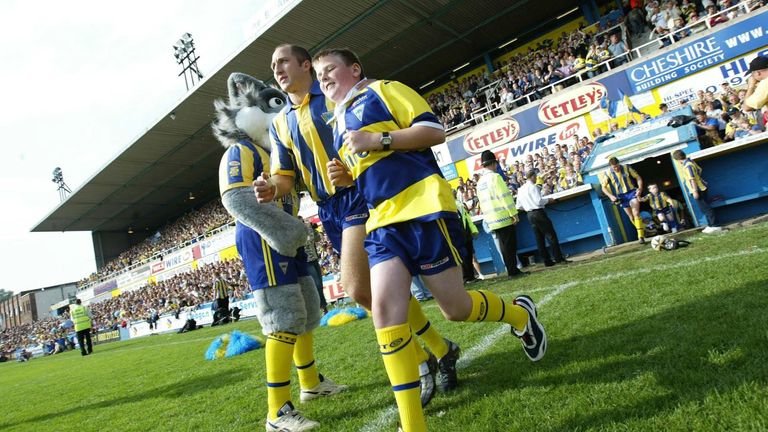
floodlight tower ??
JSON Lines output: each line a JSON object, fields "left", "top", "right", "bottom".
{"left": 52, "top": 167, "right": 72, "bottom": 202}
{"left": 173, "top": 32, "right": 204, "bottom": 91}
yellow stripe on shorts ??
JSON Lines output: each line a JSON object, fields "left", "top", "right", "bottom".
{"left": 261, "top": 238, "right": 276, "bottom": 286}
{"left": 436, "top": 219, "right": 462, "bottom": 265}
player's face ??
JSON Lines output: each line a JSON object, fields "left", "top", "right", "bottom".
{"left": 610, "top": 164, "right": 621, "bottom": 173}
{"left": 271, "top": 46, "right": 309, "bottom": 93}
{"left": 649, "top": 185, "right": 659, "bottom": 194}
{"left": 315, "top": 54, "right": 361, "bottom": 104}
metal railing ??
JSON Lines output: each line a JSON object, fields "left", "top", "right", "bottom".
{"left": 77, "top": 219, "right": 236, "bottom": 292}
{"left": 443, "top": 1, "right": 761, "bottom": 136}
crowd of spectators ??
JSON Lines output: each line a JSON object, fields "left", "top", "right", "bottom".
{"left": 688, "top": 84, "right": 767, "bottom": 146}
{"left": 456, "top": 135, "right": 596, "bottom": 216}
{"left": 88, "top": 258, "right": 249, "bottom": 332}
{"left": 427, "top": 21, "right": 628, "bottom": 129}
{"left": 77, "top": 200, "right": 233, "bottom": 288}
{"left": 7, "top": 0, "right": 765, "bottom": 360}
{"left": 0, "top": 315, "right": 73, "bottom": 361}
{"left": 428, "top": 0, "right": 766, "bottom": 130}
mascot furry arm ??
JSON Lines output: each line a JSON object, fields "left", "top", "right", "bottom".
{"left": 213, "top": 73, "right": 306, "bottom": 257}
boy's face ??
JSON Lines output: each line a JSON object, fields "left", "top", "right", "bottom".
{"left": 315, "top": 54, "right": 361, "bottom": 104}
{"left": 649, "top": 184, "right": 659, "bottom": 195}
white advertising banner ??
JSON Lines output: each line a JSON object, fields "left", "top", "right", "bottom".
{"left": 655, "top": 47, "right": 768, "bottom": 109}
{"left": 128, "top": 297, "right": 262, "bottom": 338}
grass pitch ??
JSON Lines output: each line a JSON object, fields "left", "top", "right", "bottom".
{"left": 2, "top": 223, "right": 768, "bottom": 432}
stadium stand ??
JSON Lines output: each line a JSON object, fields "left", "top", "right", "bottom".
{"left": 7, "top": 0, "right": 766, "bottom": 359}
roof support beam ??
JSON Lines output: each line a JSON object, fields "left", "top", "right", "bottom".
{"left": 309, "top": 0, "right": 395, "bottom": 53}
{"left": 385, "top": 0, "right": 529, "bottom": 77}
{"left": 395, "top": 0, "right": 472, "bottom": 44}
{"left": 359, "top": 0, "right": 466, "bottom": 63}
{"left": 62, "top": 122, "right": 215, "bottom": 231}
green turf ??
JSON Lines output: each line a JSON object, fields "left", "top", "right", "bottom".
{"left": 2, "top": 223, "right": 768, "bottom": 431}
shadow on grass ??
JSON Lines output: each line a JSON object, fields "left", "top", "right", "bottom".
{"left": 437, "top": 279, "right": 768, "bottom": 430}
{"left": 0, "top": 368, "right": 251, "bottom": 429}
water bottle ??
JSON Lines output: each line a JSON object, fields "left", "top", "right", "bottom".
{"left": 607, "top": 227, "right": 616, "bottom": 247}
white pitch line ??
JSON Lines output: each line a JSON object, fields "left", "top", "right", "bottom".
{"left": 361, "top": 246, "right": 766, "bottom": 431}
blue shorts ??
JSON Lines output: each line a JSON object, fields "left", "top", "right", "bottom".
{"left": 317, "top": 187, "right": 369, "bottom": 254}
{"left": 654, "top": 206, "right": 675, "bottom": 217}
{"left": 365, "top": 218, "right": 466, "bottom": 276}
{"left": 235, "top": 222, "right": 308, "bottom": 290}
{"left": 617, "top": 190, "right": 638, "bottom": 208}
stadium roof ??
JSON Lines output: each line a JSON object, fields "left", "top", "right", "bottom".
{"left": 32, "top": 0, "right": 580, "bottom": 233}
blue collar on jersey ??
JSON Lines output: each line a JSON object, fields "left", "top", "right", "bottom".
{"left": 287, "top": 81, "right": 324, "bottom": 112}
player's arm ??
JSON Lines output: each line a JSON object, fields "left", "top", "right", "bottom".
{"left": 343, "top": 81, "right": 445, "bottom": 153}
{"left": 254, "top": 173, "right": 295, "bottom": 202}
{"left": 342, "top": 125, "right": 444, "bottom": 153}
{"left": 220, "top": 147, "right": 306, "bottom": 257}
{"left": 630, "top": 168, "right": 644, "bottom": 197}
{"left": 256, "top": 120, "right": 298, "bottom": 202}
{"left": 683, "top": 165, "right": 701, "bottom": 199}
{"left": 326, "top": 158, "right": 354, "bottom": 187}
{"left": 600, "top": 175, "right": 617, "bottom": 202}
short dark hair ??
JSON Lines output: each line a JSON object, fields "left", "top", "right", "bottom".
{"left": 608, "top": 157, "right": 620, "bottom": 166}
{"left": 275, "top": 44, "right": 314, "bottom": 75}
{"left": 672, "top": 150, "right": 686, "bottom": 160}
{"left": 276, "top": 44, "right": 312, "bottom": 66}
{"left": 75, "top": 299, "right": 82, "bottom": 305}
{"left": 313, "top": 48, "right": 365, "bottom": 78}
{"left": 659, "top": 103, "right": 668, "bottom": 110}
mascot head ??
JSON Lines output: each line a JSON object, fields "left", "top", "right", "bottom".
{"left": 212, "top": 73, "right": 287, "bottom": 150}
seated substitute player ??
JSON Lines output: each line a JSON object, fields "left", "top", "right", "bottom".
{"left": 213, "top": 73, "right": 347, "bottom": 432}
{"left": 640, "top": 183, "right": 679, "bottom": 233}
{"left": 313, "top": 48, "right": 547, "bottom": 432}
{"left": 600, "top": 157, "right": 646, "bottom": 244}
{"left": 254, "top": 44, "right": 459, "bottom": 403}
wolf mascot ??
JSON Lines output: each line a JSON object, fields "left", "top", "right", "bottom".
{"left": 213, "top": 73, "right": 346, "bottom": 431}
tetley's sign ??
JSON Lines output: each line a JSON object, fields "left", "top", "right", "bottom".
{"left": 537, "top": 83, "right": 606, "bottom": 126}
{"left": 462, "top": 117, "right": 520, "bottom": 154}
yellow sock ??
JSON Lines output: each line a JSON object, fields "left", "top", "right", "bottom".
{"left": 408, "top": 296, "right": 449, "bottom": 359}
{"left": 377, "top": 324, "right": 426, "bottom": 432}
{"left": 467, "top": 290, "right": 528, "bottom": 332}
{"left": 635, "top": 218, "right": 645, "bottom": 238}
{"left": 294, "top": 331, "right": 321, "bottom": 390}
{"left": 411, "top": 332, "right": 429, "bottom": 364}
{"left": 266, "top": 332, "right": 296, "bottom": 420}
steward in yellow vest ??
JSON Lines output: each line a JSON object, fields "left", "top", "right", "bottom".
{"left": 70, "top": 299, "right": 93, "bottom": 356}
{"left": 475, "top": 151, "right": 528, "bottom": 278}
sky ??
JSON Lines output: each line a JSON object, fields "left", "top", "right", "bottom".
{"left": 0, "top": 0, "right": 280, "bottom": 293}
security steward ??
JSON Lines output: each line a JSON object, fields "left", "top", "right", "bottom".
{"left": 476, "top": 150, "right": 527, "bottom": 279}
{"left": 70, "top": 299, "right": 93, "bottom": 356}
{"left": 516, "top": 170, "right": 570, "bottom": 266}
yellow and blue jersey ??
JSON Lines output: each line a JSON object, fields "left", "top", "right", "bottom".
{"left": 218, "top": 140, "right": 304, "bottom": 290}
{"left": 680, "top": 158, "right": 707, "bottom": 192}
{"left": 270, "top": 81, "right": 340, "bottom": 202}
{"left": 332, "top": 80, "right": 456, "bottom": 232}
{"left": 601, "top": 164, "right": 640, "bottom": 196}
{"left": 219, "top": 140, "right": 298, "bottom": 216}
{"left": 647, "top": 191, "right": 673, "bottom": 211}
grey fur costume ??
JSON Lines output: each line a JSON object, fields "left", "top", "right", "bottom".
{"left": 213, "top": 73, "right": 320, "bottom": 334}
{"left": 213, "top": 72, "right": 307, "bottom": 258}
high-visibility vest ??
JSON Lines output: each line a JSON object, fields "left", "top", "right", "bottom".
{"left": 476, "top": 169, "right": 518, "bottom": 232}
{"left": 70, "top": 304, "right": 92, "bottom": 332}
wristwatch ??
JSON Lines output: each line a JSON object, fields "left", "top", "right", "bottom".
{"left": 380, "top": 132, "right": 392, "bottom": 151}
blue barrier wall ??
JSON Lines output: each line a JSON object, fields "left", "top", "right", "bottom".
{"left": 684, "top": 138, "right": 768, "bottom": 225}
